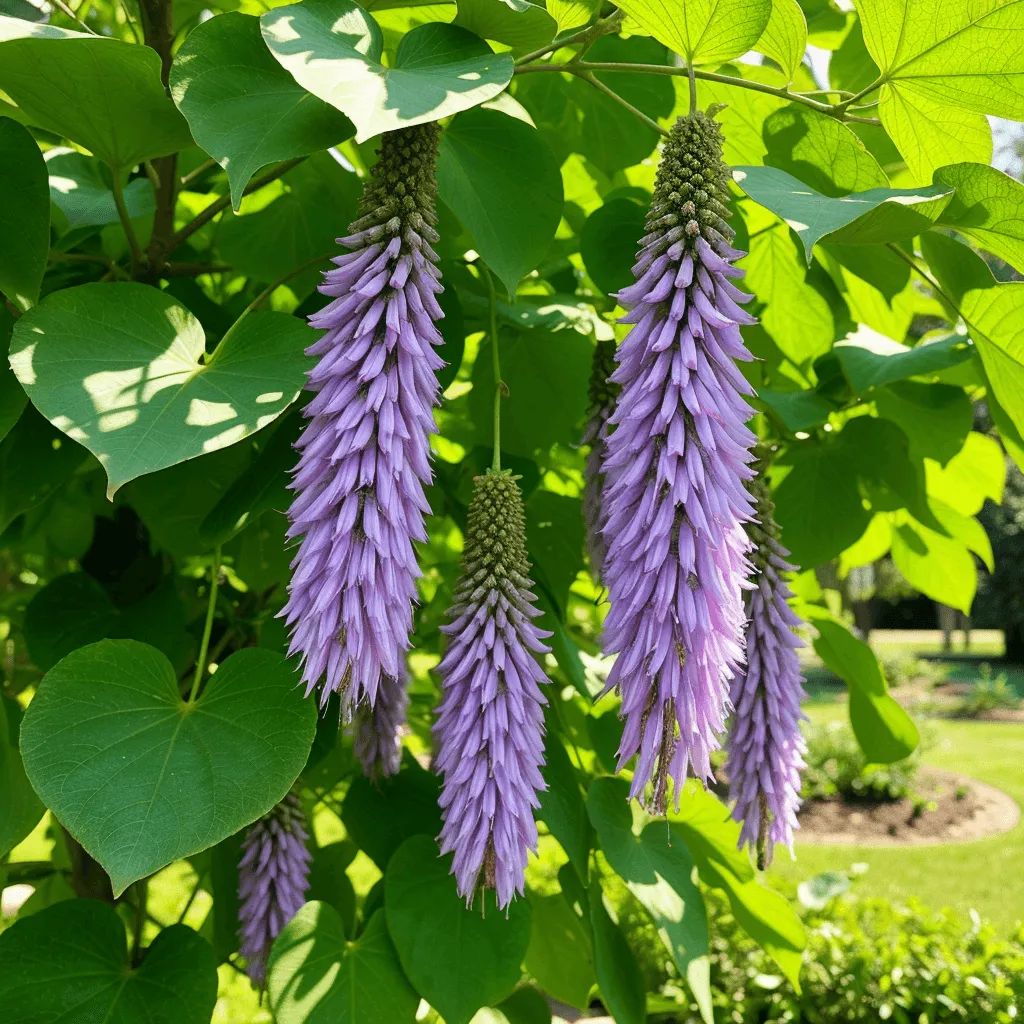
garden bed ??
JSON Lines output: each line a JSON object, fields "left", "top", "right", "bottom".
{"left": 797, "top": 767, "right": 1019, "bottom": 846}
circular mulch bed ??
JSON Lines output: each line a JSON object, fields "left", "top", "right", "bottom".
{"left": 796, "top": 767, "right": 1019, "bottom": 846}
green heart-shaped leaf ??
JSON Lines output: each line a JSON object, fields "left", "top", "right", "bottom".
{"left": 385, "top": 835, "right": 532, "bottom": 1024}
{"left": 268, "top": 905, "right": 418, "bottom": 1024}
{"left": 260, "top": 0, "right": 513, "bottom": 142}
{"left": 9, "top": 282, "right": 312, "bottom": 497}
{"left": 20, "top": 641, "right": 317, "bottom": 895}
{"left": 171, "top": 12, "right": 355, "bottom": 210}
{"left": 0, "top": 899, "right": 217, "bottom": 1024}
{"left": 733, "top": 164, "right": 953, "bottom": 261}
{"left": 0, "top": 117, "right": 49, "bottom": 312}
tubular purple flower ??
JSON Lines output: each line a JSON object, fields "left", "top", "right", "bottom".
{"left": 282, "top": 123, "right": 445, "bottom": 711}
{"left": 237, "top": 791, "right": 311, "bottom": 984}
{"left": 582, "top": 338, "right": 618, "bottom": 581}
{"left": 601, "top": 111, "right": 758, "bottom": 813}
{"left": 433, "top": 470, "right": 550, "bottom": 909}
{"left": 354, "top": 666, "right": 408, "bottom": 780}
{"left": 726, "top": 465, "right": 806, "bottom": 867}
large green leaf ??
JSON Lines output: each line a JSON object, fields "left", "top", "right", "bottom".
{"left": 0, "top": 310, "right": 26, "bottom": 444}
{"left": 0, "top": 695, "right": 44, "bottom": 858}
{"left": 757, "top": 387, "right": 835, "bottom": 432}
{"left": 0, "top": 405, "right": 87, "bottom": 534}
{"left": 890, "top": 508, "right": 977, "bottom": 614}
{"left": 171, "top": 12, "right": 355, "bottom": 210}
{"left": 524, "top": 892, "right": 595, "bottom": 1010}
{"left": 217, "top": 152, "right": 361, "bottom": 296}
{"left": 617, "top": 0, "right": 772, "bottom": 64}
{"left": 538, "top": 728, "right": 590, "bottom": 880}
{"left": 20, "top": 642, "right": 317, "bottom": 895}
{"left": 268, "top": 905, "right": 418, "bottom": 1024}
{"left": 668, "top": 783, "right": 804, "bottom": 990}
{"left": 453, "top": 0, "right": 557, "bottom": 51}
{"left": 470, "top": 325, "right": 591, "bottom": 458}
{"left": 385, "top": 834, "right": 532, "bottom": 1024}
{"left": 0, "top": 899, "right": 218, "bottom": 1024}
{"left": 437, "top": 107, "right": 563, "bottom": 296}
{"left": 0, "top": 117, "right": 48, "bottom": 311}
{"left": 341, "top": 757, "right": 442, "bottom": 869}
{"left": 0, "top": 16, "right": 192, "bottom": 169}
{"left": 261, "top": 0, "right": 513, "bottom": 142}
{"left": 46, "top": 149, "right": 154, "bottom": 230}
{"left": 924, "top": 430, "right": 1005, "bottom": 517}
{"left": 857, "top": 0, "right": 1020, "bottom": 179}
{"left": 588, "top": 777, "right": 712, "bottom": 1023}
{"left": 811, "top": 615, "right": 920, "bottom": 763}
{"left": 833, "top": 326, "right": 972, "bottom": 392}
{"left": 734, "top": 164, "right": 952, "bottom": 261}
{"left": 580, "top": 195, "right": 648, "bottom": 295}
{"left": 588, "top": 878, "right": 646, "bottom": 1024}
{"left": 874, "top": 380, "right": 972, "bottom": 466}
{"left": 934, "top": 162, "right": 1024, "bottom": 272}
{"left": 762, "top": 104, "right": 887, "bottom": 196}
{"left": 962, "top": 283, "right": 1024, "bottom": 436}
{"left": 526, "top": 489, "right": 584, "bottom": 614}
{"left": 755, "top": 0, "right": 807, "bottom": 81}
{"left": 919, "top": 230, "right": 996, "bottom": 309}
{"left": 10, "top": 282, "right": 312, "bottom": 496}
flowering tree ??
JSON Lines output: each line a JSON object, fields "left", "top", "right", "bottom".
{"left": 0, "top": 0, "right": 1020, "bottom": 1020}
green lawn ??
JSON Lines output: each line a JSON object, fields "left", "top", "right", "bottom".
{"left": 768, "top": 704, "right": 1024, "bottom": 932}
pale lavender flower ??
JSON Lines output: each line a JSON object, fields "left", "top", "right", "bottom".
{"left": 282, "top": 123, "right": 444, "bottom": 711}
{"left": 237, "top": 791, "right": 311, "bottom": 984}
{"left": 433, "top": 471, "right": 550, "bottom": 908}
{"left": 726, "top": 468, "right": 806, "bottom": 867}
{"left": 354, "top": 667, "right": 408, "bottom": 780}
{"left": 581, "top": 338, "right": 618, "bottom": 580}
{"left": 601, "top": 112, "right": 758, "bottom": 813}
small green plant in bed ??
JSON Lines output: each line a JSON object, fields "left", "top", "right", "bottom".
{"left": 959, "top": 664, "right": 1022, "bottom": 717}
{"left": 801, "top": 721, "right": 922, "bottom": 803}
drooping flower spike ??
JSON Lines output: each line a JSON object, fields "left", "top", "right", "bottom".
{"left": 354, "top": 665, "right": 408, "bottom": 780}
{"left": 726, "top": 460, "right": 807, "bottom": 867}
{"left": 433, "top": 470, "right": 550, "bottom": 909}
{"left": 282, "top": 122, "right": 445, "bottom": 713}
{"left": 600, "top": 111, "right": 758, "bottom": 813}
{"left": 582, "top": 338, "right": 619, "bottom": 581}
{"left": 237, "top": 791, "right": 311, "bottom": 984}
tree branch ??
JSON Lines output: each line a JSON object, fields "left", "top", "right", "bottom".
{"left": 515, "top": 7, "right": 624, "bottom": 66}
{"left": 171, "top": 156, "right": 307, "bottom": 253}
{"left": 514, "top": 61, "right": 883, "bottom": 125}
{"left": 578, "top": 69, "right": 670, "bottom": 136}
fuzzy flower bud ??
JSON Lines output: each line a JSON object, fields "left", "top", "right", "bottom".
{"left": 433, "top": 471, "right": 550, "bottom": 908}
{"left": 726, "top": 465, "right": 806, "bottom": 867}
{"left": 282, "top": 123, "right": 445, "bottom": 711}
{"left": 354, "top": 666, "right": 408, "bottom": 780}
{"left": 582, "top": 338, "right": 619, "bottom": 581}
{"left": 237, "top": 791, "right": 311, "bottom": 983}
{"left": 601, "top": 112, "right": 758, "bottom": 812}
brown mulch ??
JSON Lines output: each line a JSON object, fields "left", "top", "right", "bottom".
{"left": 796, "top": 767, "right": 1020, "bottom": 847}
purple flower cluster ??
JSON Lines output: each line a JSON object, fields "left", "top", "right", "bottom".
{"left": 354, "top": 665, "right": 408, "bottom": 780}
{"left": 600, "top": 112, "right": 758, "bottom": 813}
{"left": 726, "top": 468, "right": 806, "bottom": 867}
{"left": 582, "top": 339, "right": 618, "bottom": 580}
{"left": 282, "top": 123, "right": 444, "bottom": 713}
{"left": 433, "top": 471, "right": 550, "bottom": 908}
{"left": 237, "top": 791, "right": 311, "bottom": 984}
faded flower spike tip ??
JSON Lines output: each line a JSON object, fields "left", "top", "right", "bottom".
{"left": 354, "top": 665, "right": 408, "bottom": 780}
{"left": 726, "top": 464, "right": 807, "bottom": 868}
{"left": 237, "top": 791, "right": 311, "bottom": 984}
{"left": 433, "top": 470, "right": 550, "bottom": 909}
{"left": 582, "top": 338, "right": 619, "bottom": 581}
{"left": 282, "top": 122, "right": 445, "bottom": 713}
{"left": 601, "top": 111, "right": 758, "bottom": 813}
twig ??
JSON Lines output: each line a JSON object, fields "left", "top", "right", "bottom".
{"left": 578, "top": 70, "right": 670, "bottom": 136}
{"left": 171, "top": 156, "right": 307, "bottom": 251}
{"left": 516, "top": 7, "right": 624, "bottom": 66}
{"left": 885, "top": 243, "right": 962, "bottom": 320}
{"left": 514, "top": 61, "right": 883, "bottom": 125}
{"left": 188, "top": 547, "right": 222, "bottom": 703}
{"left": 50, "top": 0, "right": 100, "bottom": 33}
{"left": 111, "top": 173, "right": 144, "bottom": 272}
{"left": 180, "top": 158, "right": 217, "bottom": 188}
{"left": 2, "top": 294, "right": 22, "bottom": 319}
{"left": 161, "top": 262, "right": 233, "bottom": 278}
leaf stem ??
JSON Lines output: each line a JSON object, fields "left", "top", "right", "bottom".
{"left": 514, "top": 61, "right": 883, "bottom": 125}
{"left": 515, "top": 7, "right": 624, "bottom": 66}
{"left": 51, "top": 0, "right": 100, "bottom": 33}
{"left": 482, "top": 265, "right": 503, "bottom": 473}
{"left": 578, "top": 69, "right": 670, "bottom": 136}
{"left": 188, "top": 546, "right": 221, "bottom": 703}
{"left": 171, "top": 156, "right": 307, "bottom": 252}
{"left": 111, "top": 172, "right": 145, "bottom": 272}
{"left": 885, "top": 242, "right": 963, "bottom": 320}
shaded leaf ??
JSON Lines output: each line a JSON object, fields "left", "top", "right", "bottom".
{"left": 0, "top": 116, "right": 48, "bottom": 311}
